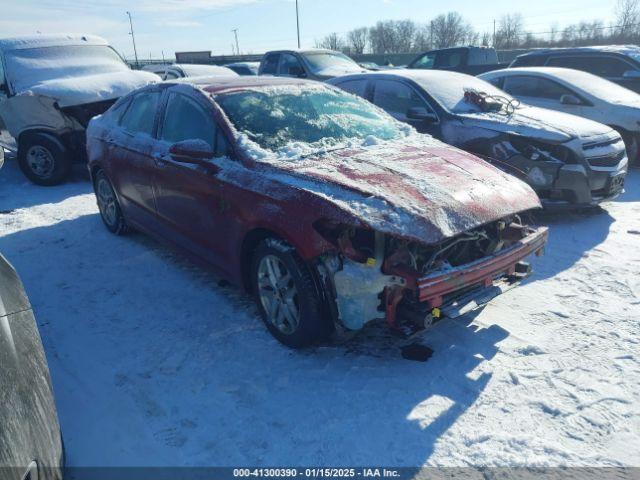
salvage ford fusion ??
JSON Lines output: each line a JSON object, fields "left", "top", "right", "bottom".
{"left": 329, "top": 70, "right": 628, "bottom": 208}
{"left": 87, "top": 77, "right": 547, "bottom": 348}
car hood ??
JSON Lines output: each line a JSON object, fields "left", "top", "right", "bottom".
{"left": 457, "top": 105, "right": 614, "bottom": 143}
{"left": 15, "top": 70, "right": 159, "bottom": 108}
{"left": 232, "top": 136, "right": 541, "bottom": 245}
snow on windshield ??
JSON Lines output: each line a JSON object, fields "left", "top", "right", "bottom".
{"left": 415, "top": 74, "right": 517, "bottom": 114}
{"left": 5, "top": 45, "right": 129, "bottom": 94}
{"left": 216, "top": 85, "right": 410, "bottom": 158}
{"left": 304, "top": 52, "right": 362, "bottom": 75}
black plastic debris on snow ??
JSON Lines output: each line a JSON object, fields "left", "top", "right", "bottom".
{"left": 401, "top": 343, "right": 434, "bottom": 362}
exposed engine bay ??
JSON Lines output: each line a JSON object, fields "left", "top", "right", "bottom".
{"left": 315, "top": 217, "right": 547, "bottom": 336}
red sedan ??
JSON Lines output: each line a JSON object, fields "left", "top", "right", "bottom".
{"left": 87, "top": 77, "right": 547, "bottom": 348}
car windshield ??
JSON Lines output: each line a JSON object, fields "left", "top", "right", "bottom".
{"left": 4, "top": 45, "right": 128, "bottom": 94}
{"left": 303, "top": 52, "right": 362, "bottom": 75}
{"left": 217, "top": 85, "right": 404, "bottom": 154}
{"left": 414, "top": 73, "right": 519, "bottom": 114}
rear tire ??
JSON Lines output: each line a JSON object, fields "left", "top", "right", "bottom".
{"left": 18, "top": 133, "right": 72, "bottom": 186}
{"left": 94, "top": 170, "right": 129, "bottom": 235}
{"left": 250, "top": 239, "right": 331, "bottom": 348}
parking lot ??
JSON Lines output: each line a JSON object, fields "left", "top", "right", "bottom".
{"left": 0, "top": 153, "right": 638, "bottom": 467}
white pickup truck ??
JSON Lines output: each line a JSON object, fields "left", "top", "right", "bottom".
{"left": 0, "top": 34, "right": 157, "bottom": 185}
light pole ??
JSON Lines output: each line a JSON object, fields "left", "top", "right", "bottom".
{"left": 232, "top": 28, "right": 240, "bottom": 55}
{"left": 126, "top": 11, "right": 139, "bottom": 67}
{"left": 295, "top": 0, "right": 301, "bottom": 48}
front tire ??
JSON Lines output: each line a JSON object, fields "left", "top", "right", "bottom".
{"left": 18, "top": 133, "right": 72, "bottom": 185}
{"left": 250, "top": 239, "right": 331, "bottom": 348}
{"left": 94, "top": 170, "right": 129, "bottom": 235}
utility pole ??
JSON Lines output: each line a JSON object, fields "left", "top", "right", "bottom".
{"left": 493, "top": 19, "right": 496, "bottom": 47}
{"left": 232, "top": 28, "right": 240, "bottom": 55}
{"left": 126, "top": 11, "right": 139, "bottom": 68}
{"left": 430, "top": 20, "right": 434, "bottom": 48}
{"left": 295, "top": 0, "right": 301, "bottom": 48}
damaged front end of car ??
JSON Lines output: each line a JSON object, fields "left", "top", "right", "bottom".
{"left": 312, "top": 217, "right": 548, "bottom": 337}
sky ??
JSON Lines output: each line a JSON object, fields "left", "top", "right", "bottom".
{"left": 0, "top": 0, "right": 617, "bottom": 60}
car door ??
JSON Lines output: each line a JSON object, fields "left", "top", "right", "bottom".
{"left": 108, "top": 89, "right": 162, "bottom": 227}
{"left": 0, "top": 254, "right": 63, "bottom": 480}
{"left": 501, "top": 75, "right": 587, "bottom": 116}
{"left": 151, "top": 89, "right": 231, "bottom": 271}
{"left": 371, "top": 79, "right": 440, "bottom": 136}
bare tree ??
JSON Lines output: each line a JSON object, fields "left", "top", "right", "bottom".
{"left": 615, "top": 0, "right": 640, "bottom": 40}
{"left": 430, "top": 12, "right": 475, "bottom": 48}
{"left": 315, "top": 32, "right": 345, "bottom": 51}
{"left": 494, "top": 13, "right": 524, "bottom": 49}
{"left": 347, "top": 27, "right": 368, "bottom": 54}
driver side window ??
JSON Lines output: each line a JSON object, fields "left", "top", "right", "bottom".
{"left": 161, "top": 92, "right": 228, "bottom": 157}
{"left": 373, "top": 80, "right": 429, "bottom": 119}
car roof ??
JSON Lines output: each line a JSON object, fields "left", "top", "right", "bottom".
{"left": 0, "top": 34, "right": 108, "bottom": 52}
{"left": 226, "top": 62, "right": 259, "bottom": 67}
{"left": 481, "top": 66, "right": 587, "bottom": 78}
{"left": 263, "top": 48, "right": 339, "bottom": 55}
{"left": 330, "top": 68, "right": 475, "bottom": 84}
{"left": 516, "top": 45, "right": 640, "bottom": 57}
{"left": 168, "top": 75, "right": 317, "bottom": 93}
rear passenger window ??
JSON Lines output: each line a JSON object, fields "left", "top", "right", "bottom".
{"left": 337, "top": 79, "right": 368, "bottom": 98}
{"left": 373, "top": 80, "right": 428, "bottom": 119}
{"left": 161, "top": 93, "right": 216, "bottom": 148}
{"left": 503, "top": 76, "right": 573, "bottom": 100}
{"left": 547, "top": 55, "right": 630, "bottom": 78}
{"left": 120, "top": 91, "right": 160, "bottom": 136}
{"left": 262, "top": 54, "right": 279, "bottom": 75}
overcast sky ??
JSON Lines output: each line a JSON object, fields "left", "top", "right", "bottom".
{"left": 0, "top": 0, "right": 617, "bottom": 60}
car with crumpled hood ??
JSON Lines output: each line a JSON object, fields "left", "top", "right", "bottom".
{"left": 86, "top": 77, "right": 547, "bottom": 347}
{"left": 0, "top": 34, "right": 158, "bottom": 185}
{"left": 329, "top": 70, "right": 628, "bottom": 208}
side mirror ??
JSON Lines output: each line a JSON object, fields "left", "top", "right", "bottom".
{"left": 560, "top": 94, "right": 582, "bottom": 106}
{"left": 289, "top": 65, "right": 306, "bottom": 78}
{"left": 623, "top": 70, "right": 640, "bottom": 79}
{"left": 169, "top": 139, "right": 214, "bottom": 163}
{"left": 406, "top": 107, "right": 438, "bottom": 123}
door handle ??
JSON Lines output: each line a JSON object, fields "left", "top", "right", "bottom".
{"left": 152, "top": 152, "right": 169, "bottom": 165}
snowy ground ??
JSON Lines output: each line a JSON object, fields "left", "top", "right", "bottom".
{"left": 0, "top": 154, "right": 639, "bottom": 468}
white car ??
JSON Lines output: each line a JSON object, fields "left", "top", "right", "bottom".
{"left": 0, "top": 34, "right": 158, "bottom": 185}
{"left": 142, "top": 63, "right": 238, "bottom": 80}
{"left": 480, "top": 67, "right": 640, "bottom": 162}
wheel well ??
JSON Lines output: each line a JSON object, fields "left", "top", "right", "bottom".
{"left": 17, "top": 129, "right": 66, "bottom": 151}
{"left": 90, "top": 165, "right": 103, "bottom": 185}
{"left": 240, "top": 228, "right": 284, "bottom": 292}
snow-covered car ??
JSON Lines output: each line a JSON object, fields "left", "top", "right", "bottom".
{"left": 0, "top": 34, "right": 158, "bottom": 185}
{"left": 87, "top": 77, "right": 547, "bottom": 348}
{"left": 329, "top": 70, "right": 628, "bottom": 208}
{"left": 224, "top": 62, "right": 259, "bottom": 76}
{"left": 144, "top": 63, "right": 238, "bottom": 80}
{"left": 479, "top": 67, "right": 640, "bottom": 163}
{"left": 509, "top": 45, "right": 640, "bottom": 94}
{"left": 258, "top": 49, "right": 365, "bottom": 80}
{"left": 0, "top": 253, "right": 64, "bottom": 480}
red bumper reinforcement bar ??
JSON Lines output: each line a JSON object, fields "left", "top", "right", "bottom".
{"left": 417, "top": 226, "right": 548, "bottom": 307}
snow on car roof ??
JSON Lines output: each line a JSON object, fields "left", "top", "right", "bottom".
{"left": 481, "top": 67, "right": 640, "bottom": 106}
{"left": 0, "top": 34, "right": 108, "bottom": 52}
{"left": 518, "top": 45, "right": 640, "bottom": 57}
